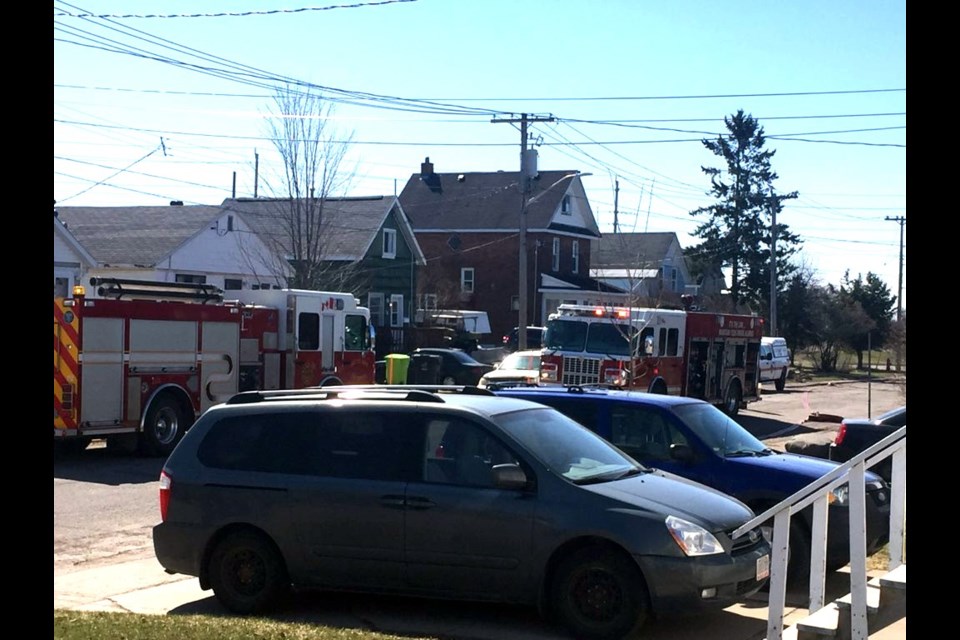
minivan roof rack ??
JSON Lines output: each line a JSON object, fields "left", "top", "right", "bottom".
{"left": 224, "top": 384, "right": 495, "bottom": 405}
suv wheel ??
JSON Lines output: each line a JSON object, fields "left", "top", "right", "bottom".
{"left": 208, "top": 530, "right": 289, "bottom": 614}
{"left": 551, "top": 547, "right": 649, "bottom": 640}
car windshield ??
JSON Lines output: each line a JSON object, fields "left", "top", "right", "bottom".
{"left": 495, "top": 407, "right": 645, "bottom": 483}
{"left": 877, "top": 406, "right": 906, "bottom": 426}
{"left": 544, "top": 320, "right": 638, "bottom": 356}
{"left": 672, "top": 402, "right": 771, "bottom": 457}
{"left": 498, "top": 353, "right": 540, "bottom": 370}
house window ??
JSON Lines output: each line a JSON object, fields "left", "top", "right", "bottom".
{"left": 417, "top": 293, "right": 438, "bottom": 311}
{"left": 461, "top": 268, "right": 475, "bottom": 293}
{"left": 572, "top": 241, "right": 580, "bottom": 274}
{"left": 227, "top": 215, "right": 234, "bottom": 232}
{"left": 561, "top": 194, "right": 572, "bottom": 215}
{"left": 175, "top": 274, "right": 206, "bottom": 284}
{"left": 368, "top": 293, "right": 385, "bottom": 326}
{"left": 389, "top": 294, "right": 404, "bottom": 327}
{"left": 224, "top": 278, "right": 243, "bottom": 290}
{"left": 511, "top": 295, "right": 520, "bottom": 311}
{"left": 552, "top": 238, "right": 560, "bottom": 271}
{"left": 382, "top": 228, "right": 397, "bottom": 259}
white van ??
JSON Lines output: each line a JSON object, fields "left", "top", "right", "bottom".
{"left": 759, "top": 337, "right": 791, "bottom": 391}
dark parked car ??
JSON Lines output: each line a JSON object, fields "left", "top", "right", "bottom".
{"left": 493, "top": 385, "right": 891, "bottom": 584}
{"left": 502, "top": 326, "right": 546, "bottom": 352}
{"left": 153, "top": 386, "right": 770, "bottom": 639}
{"left": 830, "top": 405, "right": 906, "bottom": 482}
{"left": 410, "top": 347, "right": 494, "bottom": 385}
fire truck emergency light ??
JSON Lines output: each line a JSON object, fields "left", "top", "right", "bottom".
{"left": 72, "top": 285, "right": 85, "bottom": 297}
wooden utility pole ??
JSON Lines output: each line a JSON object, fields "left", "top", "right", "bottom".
{"left": 885, "top": 215, "right": 906, "bottom": 371}
{"left": 492, "top": 113, "right": 554, "bottom": 350}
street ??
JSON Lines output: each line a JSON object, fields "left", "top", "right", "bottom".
{"left": 54, "top": 378, "right": 906, "bottom": 639}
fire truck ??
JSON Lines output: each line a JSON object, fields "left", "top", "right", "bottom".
{"left": 539, "top": 303, "right": 763, "bottom": 415}
{"left": 53, "top": 277, "right": 376, "bottom": 455}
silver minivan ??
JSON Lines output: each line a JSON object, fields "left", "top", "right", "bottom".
{"left": 758, "top": 337, "right": 791, "bottom": 391}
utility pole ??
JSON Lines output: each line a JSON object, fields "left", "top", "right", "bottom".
{"left": 613, "top": 178, "right": 620, "bottom": 234}
{"left": 492, "top": 113, "right": 554, "bottom": 350}
{"left": 885, "top": 215, "right": 906, "bottom": 371}
{"left": 769, "top": 188, "right": 778, "bottom": 337}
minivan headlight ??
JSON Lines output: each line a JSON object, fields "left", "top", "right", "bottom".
{"left": 665, "top": 515, "right": 724, "bottom": 556}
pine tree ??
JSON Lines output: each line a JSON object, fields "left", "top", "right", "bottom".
{"left": 690, "top": 110, "right": 801, "bottom": 312}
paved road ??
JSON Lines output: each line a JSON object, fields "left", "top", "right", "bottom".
{"left": 54, "top": 377, "right": 907, "bottom": 639}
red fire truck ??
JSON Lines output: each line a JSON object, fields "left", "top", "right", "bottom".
{"left": 53, "top": 277, "right": 376, "bottom": 455}
{"left": 539, "top": 303, "right": 763, "bottom": 415}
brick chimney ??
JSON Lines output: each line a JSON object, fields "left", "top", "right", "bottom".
{"left": 421, "top": 157, "right": 434, "bottom": 177}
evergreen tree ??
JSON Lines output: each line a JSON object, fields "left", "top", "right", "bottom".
{"left": 841, "top": 271, "right": 896, "bottom": 369}
{"left": 690, "top": 110, "right": 801, "bottom": 311}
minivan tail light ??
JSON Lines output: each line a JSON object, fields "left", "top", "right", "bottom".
{"left": 159, "top": 471, "right": 172, "bottom": 522}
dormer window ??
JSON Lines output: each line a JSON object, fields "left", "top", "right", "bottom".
{"left": 560, "top": 195, "right": 572, "bottom": 215}
{"left": 382, "top": 228, "right": 397, "bottom": 259}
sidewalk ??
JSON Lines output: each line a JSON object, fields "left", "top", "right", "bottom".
{"left": 54, "top": 554, "right": 904, "bottom": 639}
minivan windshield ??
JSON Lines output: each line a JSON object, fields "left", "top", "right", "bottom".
{"left": 672, "top": 402, "right": 772, "bottom": 457}
{"left": 495, "top": 407, "right": 647, "bottom": 483}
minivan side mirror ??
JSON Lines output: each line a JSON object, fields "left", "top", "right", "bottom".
{"left": 492, "top": 463, "right": 528, "bottom": 490}
{"left": 669, "top": 443, "right": 695, "bottom": 464}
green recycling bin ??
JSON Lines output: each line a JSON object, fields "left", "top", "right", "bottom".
{"left": 384, "top": 353, "right": 410, "bottom": 384}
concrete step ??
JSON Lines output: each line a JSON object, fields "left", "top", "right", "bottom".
{"left": 780, "top": 564, "right": 906, "bottom": 640}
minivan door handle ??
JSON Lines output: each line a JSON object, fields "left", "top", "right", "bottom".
{"left": 404, "top": 495, "right": 437, "bottom": 510}
{"left": 380, "top": 494, "right": 407, "bottom": 509}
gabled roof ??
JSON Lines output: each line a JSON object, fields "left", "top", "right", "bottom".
{"left": 222, "top": 196, "right": 425, "bottom": 264}
{"left": 399, "top": 166, "right": 600, "bottom": 237}
{"left": 592, "top": 232, "right": 680, "bottom": 268}
{"left": 54, "top": 204, "right": 223, "bottom": 267}
{"left": 53, "top": 215, "right": 96, "bottom": 266}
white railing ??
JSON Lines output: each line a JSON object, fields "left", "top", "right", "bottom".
{"left": 731, "top": 426, "right": 906, "bottom": 640}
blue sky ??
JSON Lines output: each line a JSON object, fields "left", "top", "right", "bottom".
{"left": 53, "top": 0, "right": 907, "bottom": 309}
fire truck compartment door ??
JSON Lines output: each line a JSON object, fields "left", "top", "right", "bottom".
{"left": 322, "top": 314, "right": 335, "bottom": 371}
{"left": 80, "top": 317, "right": 124, "bottom": 425}
{"left": 201, "top": 321, "right": 240, "bottom": 412}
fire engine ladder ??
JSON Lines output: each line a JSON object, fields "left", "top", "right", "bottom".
{"left": 88, "top": 277, "right": 225, "bottom": 303}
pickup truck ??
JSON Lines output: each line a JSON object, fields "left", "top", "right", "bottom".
{"left": 828, "top": 405, "right": 906, "bottom": 482}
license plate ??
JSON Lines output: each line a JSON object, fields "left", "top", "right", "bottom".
{"left": 757, "top": 554, "right": 770, "bottom": 581}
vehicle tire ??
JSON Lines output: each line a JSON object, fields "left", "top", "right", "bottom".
{"left": 208, "top": 530, "right": 290, "bottom": 615}
{"left": 723, "top": 381, "right": 742, "bottom": 416}
{"left": 759, "top": 518, "right": 811, "bottom": 586}
{"left": 775, "top": 369, "right": 787, "bottom": 392}
{"left": 442, "top": 375, "right": 457, "bottom": 385}
{"left": 551, "top": 546, "right": 649, "bottom": 640}
{"left": 139, "top": 393, "right": 187, "bottom": 457}
{"left": 649, "top": 379, "right": 668, "bottom": 395}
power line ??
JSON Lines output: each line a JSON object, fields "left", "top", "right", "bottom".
{"left": 54, "top": 0, "right": 418, "bottom": 19}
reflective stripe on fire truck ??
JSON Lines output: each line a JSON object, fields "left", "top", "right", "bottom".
{"left": 54, "top": 298, "right": 79, "bottom": 431}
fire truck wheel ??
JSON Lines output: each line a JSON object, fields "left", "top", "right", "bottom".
{"left": 140, "top": 393, "right": 186, "bottom": 457}
{"left": 649, "top": 379, "right": 668, "bottom": 395}
{"left": 723, "top": 381, "right": 742, "bottom": 417}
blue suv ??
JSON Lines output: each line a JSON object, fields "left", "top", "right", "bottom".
{"left": 493, "top": 385, "right": 891, "bottom": 583}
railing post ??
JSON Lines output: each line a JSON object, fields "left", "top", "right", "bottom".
{"left": 808, "top": 495, "right": 830, "bottom": 611}
{"left": 766, "top": 509, "right": 792, "bottom": 640}
{"left": 847, "top": 463, "right": 869, "bottom": 640}
{"left": 889, "top": 444, "right": 906, "bottom": 569}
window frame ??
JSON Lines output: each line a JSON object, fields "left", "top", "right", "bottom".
{"left": 461, "top": 267, "right": 475, "bottom": 294}
{"left": 382, "top": 228, "right": 397, "bottom": 259}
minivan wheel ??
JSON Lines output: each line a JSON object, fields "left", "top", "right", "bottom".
{"left": 442, "top": 375, "right": 457, "bottom": 385}
{"left": 551, "top": 547, "right": 649, "bottom": 640}
{"left": 208, "top": 531, "right": 290, "bottom": 614}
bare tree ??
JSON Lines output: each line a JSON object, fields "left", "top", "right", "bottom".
{"left": 255, "top": 84, "right": 360, "bottom": 291}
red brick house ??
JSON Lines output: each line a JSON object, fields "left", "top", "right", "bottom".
{"left": 399, "top": 158, "right": 621, "bottom": 342}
